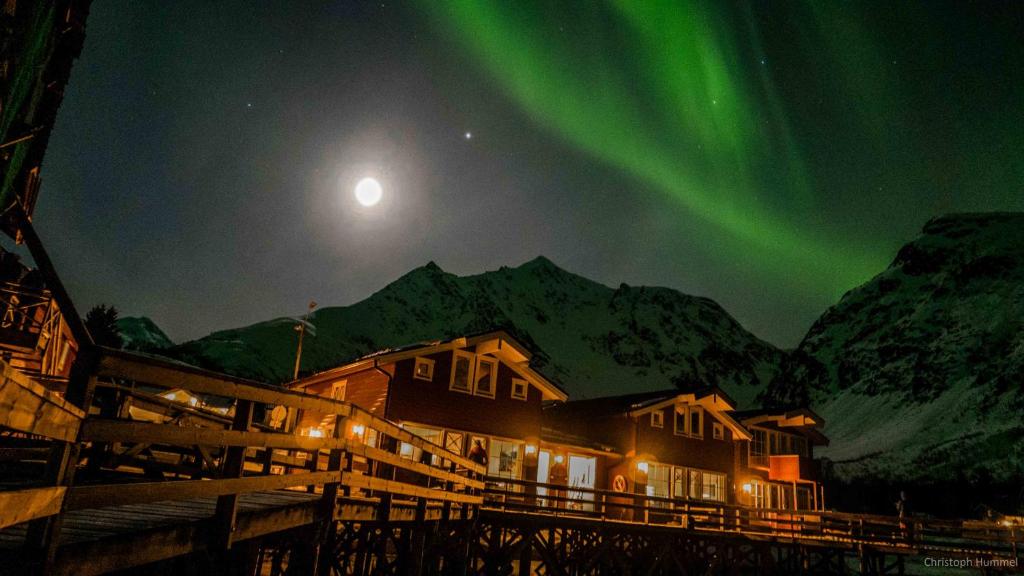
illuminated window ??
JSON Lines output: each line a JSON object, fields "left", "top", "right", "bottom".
{"left": 413, "top": 357, "right": 435, "bottom": 381}
{"left": 487, "top": 438, "right": 521, "bottom": 480}
{"left": 473, "top": 356, "right": 497, "bottom": 398}
{"left": 651, "top": 410, "right": 664, "bottom": 428}
{"left": 511, "top": 378, "right": 528, "bottom": 401}
{"left": 701, "top": 471, "right": 725, "bottom": 501}
{"left": 713, "top": 422, "right": 724, "bottom": 440}
{"left": 450, "top": 351, "right": 474, "bottom": 393}
{"left": 750, "top": 429, "right": 768, "bottom": 468}
{"left": 646, "top": 464, "right": 671, "bottom": 508}
{"left": 688, "top": 469, "right": 702, "bottom": 499}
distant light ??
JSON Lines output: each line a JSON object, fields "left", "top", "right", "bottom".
{"left": 354, "top": 177, "right": 382, "bottom": 207}
{"left": 553, "top": 454, "right": 564, "bottom": 464}
{"left": 307, "top": 427, "right": 325, "bottom": 438}
{"left": 742, "top": 483, "right": 753, "bottom": 494}
{"left": 524, "top": 444, "right": 537, "bottom": 455}
{"left": 351, "top": 424, "right": 366, "bottom": 438}
{"left": 464, "top": 131, "right": 472, "bottom": 139}
{"left": 636, "top": 461, "right": 649, "bottom": 474}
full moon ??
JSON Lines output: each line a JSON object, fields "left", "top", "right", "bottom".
{"left": 354, "top": 177, "right": 382, "bottom": 207}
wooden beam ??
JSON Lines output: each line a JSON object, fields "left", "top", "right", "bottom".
{"left": 347, "top": 441, "right": 484, "bottom": 489}
{"left": 0, "top": 360, "right": 83, "bottom": 441}
{"left": 0, "top": 486, "right": 67, "bottom": 529}
{"left": 342, "top": 472, "right": 482, "bottom": 505}
{"left": 65, "top": 471, "right": 342, "bottom": 511}
{"left": 347, "top": 408, "right": 485, "bottom": 474}
{"left": 96, "top": 349, "right": 354, "bottom": 416}
{"left": 80, "top": 419, "right": 346, "bottom": 451}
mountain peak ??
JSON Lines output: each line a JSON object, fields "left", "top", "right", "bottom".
{"left": 518, "top": 255, "right": 560, "bottom": 270}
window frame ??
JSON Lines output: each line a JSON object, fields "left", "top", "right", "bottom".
{"left": 510, "top": 377, "right": 528, "bottom": 401}
{"left": 689, "top": 406, "right": 704, "bottom": 438}
{"left": 651, "top": 410, "right": 664, "bottom": 428}
{"left": 330, "top": 379, "right": 347, "bottom": 400}
{"left": 712, "top": 422, "right": 724, "bottom": 440}
{"left": 449, "top": 350, "right": 475, "bottom": 394}
{"left": 473, "top": 355, "right": 498, "bottom": 398}
{"left": 413, "top": 357, "right": 435, "bottom": 382}
{"left": 674, "top": 405, "right": 688, "bottom": 436}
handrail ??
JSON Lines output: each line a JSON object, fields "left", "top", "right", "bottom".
{"left": 481, "top": 476, "right": 1024, "bottom": 558}
{"left": 95, "top": 347, "right": 486, "bottom": 475}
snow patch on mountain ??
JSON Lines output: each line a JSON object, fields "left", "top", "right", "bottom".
{"left": 767, "top": 213, "right": 1024, "bottom": 482}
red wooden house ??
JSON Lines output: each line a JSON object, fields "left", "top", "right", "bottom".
{"left": 288, "top": 330, "right": 568, "bottom": 482}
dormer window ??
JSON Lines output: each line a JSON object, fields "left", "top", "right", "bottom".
{"left": 511, "top": 378, "right": 528, "bottom": 401}
{"left": 651, "top": 411, "right": 664, "bottom": 428}
{"left": 413, "top": 357, "right": 435, "bottom": 381}
{"left": 713, "top": 422, "right": 724, "bottom": 440}
{"left": 474, "top": 356, "right": 497, "bottom": 398}
{"left": 450, "top": 350, "right": 473, "bottom": 393}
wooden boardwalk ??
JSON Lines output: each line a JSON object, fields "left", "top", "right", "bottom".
{"left": 0, "top": 348, "right": 1020, "bottom": 575}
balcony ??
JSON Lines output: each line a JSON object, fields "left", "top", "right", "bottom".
{"left": 768, "top": 454, "right": 818, "bottom": 483}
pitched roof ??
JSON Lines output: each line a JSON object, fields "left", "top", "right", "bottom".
{"left": 289, "top": 329, "right": 568, "bottom": 401}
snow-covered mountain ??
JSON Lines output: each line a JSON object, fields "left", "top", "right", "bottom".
{"left": 116, "top": 316, "right": 174, "bottom": 351}
{"left": 170, "top": 256, "right": 781, "bottom": 404}
{"left": 765, "top": 213, "right": 1024, "bottom": 483}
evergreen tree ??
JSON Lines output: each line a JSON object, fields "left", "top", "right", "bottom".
{"left": 84, "top": 304, "right": 123, "bottom": 348}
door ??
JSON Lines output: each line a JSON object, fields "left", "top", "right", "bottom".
{"left": 567, "top": 455, "right": 597, "bottom": 511}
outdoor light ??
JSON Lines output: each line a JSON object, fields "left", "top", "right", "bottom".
{"left": 636, "top": 461, "right": 649, "bottom": 474}
{"left": 308, "top": 427, "right": 325, "bottom": 438}
{"left": 525, "top": 444, "right": 537, "bottom": 455}
{"left": 742, "top": 483, "right": 752, "bottom": 494}
{"left": 351, "top": 424, "right": 366, "bottom": 438}
{"left": 554, "top": 454, "right": 565, "bottom": 464}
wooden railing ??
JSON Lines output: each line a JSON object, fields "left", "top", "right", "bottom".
{"left": 483, "top": 477, "right": 1023, "bottom": 560}
{"left": 0, "top": 358, "right": 84, "bottom": 531}
{"left": 1, "top": 347, "right": 484, "bottom": 566}
{"left": 0, "top": 282, "right": 57, "bottom": 351}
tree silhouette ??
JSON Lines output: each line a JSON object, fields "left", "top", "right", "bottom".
{"left": 84, "top": 304, "right": 123, "bottom": 348}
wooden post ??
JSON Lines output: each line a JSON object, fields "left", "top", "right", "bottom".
{"left": 314, "top": 413, "right": 346, "bottom": 576}
{"left": 23, "top": 360, "right": 97, "bottom": 574}
{"left": 213, "top": 399, "right": 254, "bottom": 550}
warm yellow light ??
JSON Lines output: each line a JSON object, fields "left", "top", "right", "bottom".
{"left": 554, "top": 454, "right": 564, "bottom": 464}
{"left": 636, "top": 461, "right": 649, "bottom": 474}
{"left": 742, "top": 483, "right": 753, "bottom": 494}
{"left": 525, "top": 444, "right": 537, "bottom": 455}
{"left": 188, "top": 397, "right": 199, "bottom": 407}
{"left": 307, "top": 427, "right": 325, "bottom": 438}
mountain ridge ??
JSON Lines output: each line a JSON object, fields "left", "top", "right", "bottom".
{"left": 169, "top": 256, "right": 782, "bottom": 405}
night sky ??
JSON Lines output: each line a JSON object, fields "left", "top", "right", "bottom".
{"left": 37, "top": 2, "right": 1024, "bottom": 347}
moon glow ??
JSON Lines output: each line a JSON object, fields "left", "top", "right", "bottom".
{"left": 354, "top": 177, "right": 383, "bottom": 207}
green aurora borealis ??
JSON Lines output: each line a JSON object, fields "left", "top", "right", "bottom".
{"left": 420, "top": 1, "right": 1024, "bottom": 297}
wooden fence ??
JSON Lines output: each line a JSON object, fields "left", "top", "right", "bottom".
{"left": 483, "top": 476, "right": 1023, "bottom": 561}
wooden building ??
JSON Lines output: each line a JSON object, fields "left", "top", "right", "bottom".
{"left": 289, "top": 330, "right": 568, "bottom": 483}
{"left": 733, "top": 407, "right": 829, "bottom": 511}
{"left": 542, "top": 388, "right": 752, "bottom": 511}
{"left": 292, "top": 330, "right": 830, "bottom": 513}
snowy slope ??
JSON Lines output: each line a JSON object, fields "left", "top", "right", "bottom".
{"left": 116, "top": 316, "right": 174, "bottom": 351}
{"left": 171, "top": 256, "right": 781, "bottom": 404}
{"left": 766, "top": 213, "right": 1024, "bottom": 482}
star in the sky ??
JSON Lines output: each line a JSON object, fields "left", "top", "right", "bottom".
{"left": 464, "top": 131, "right": 472, "bottom": 140}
